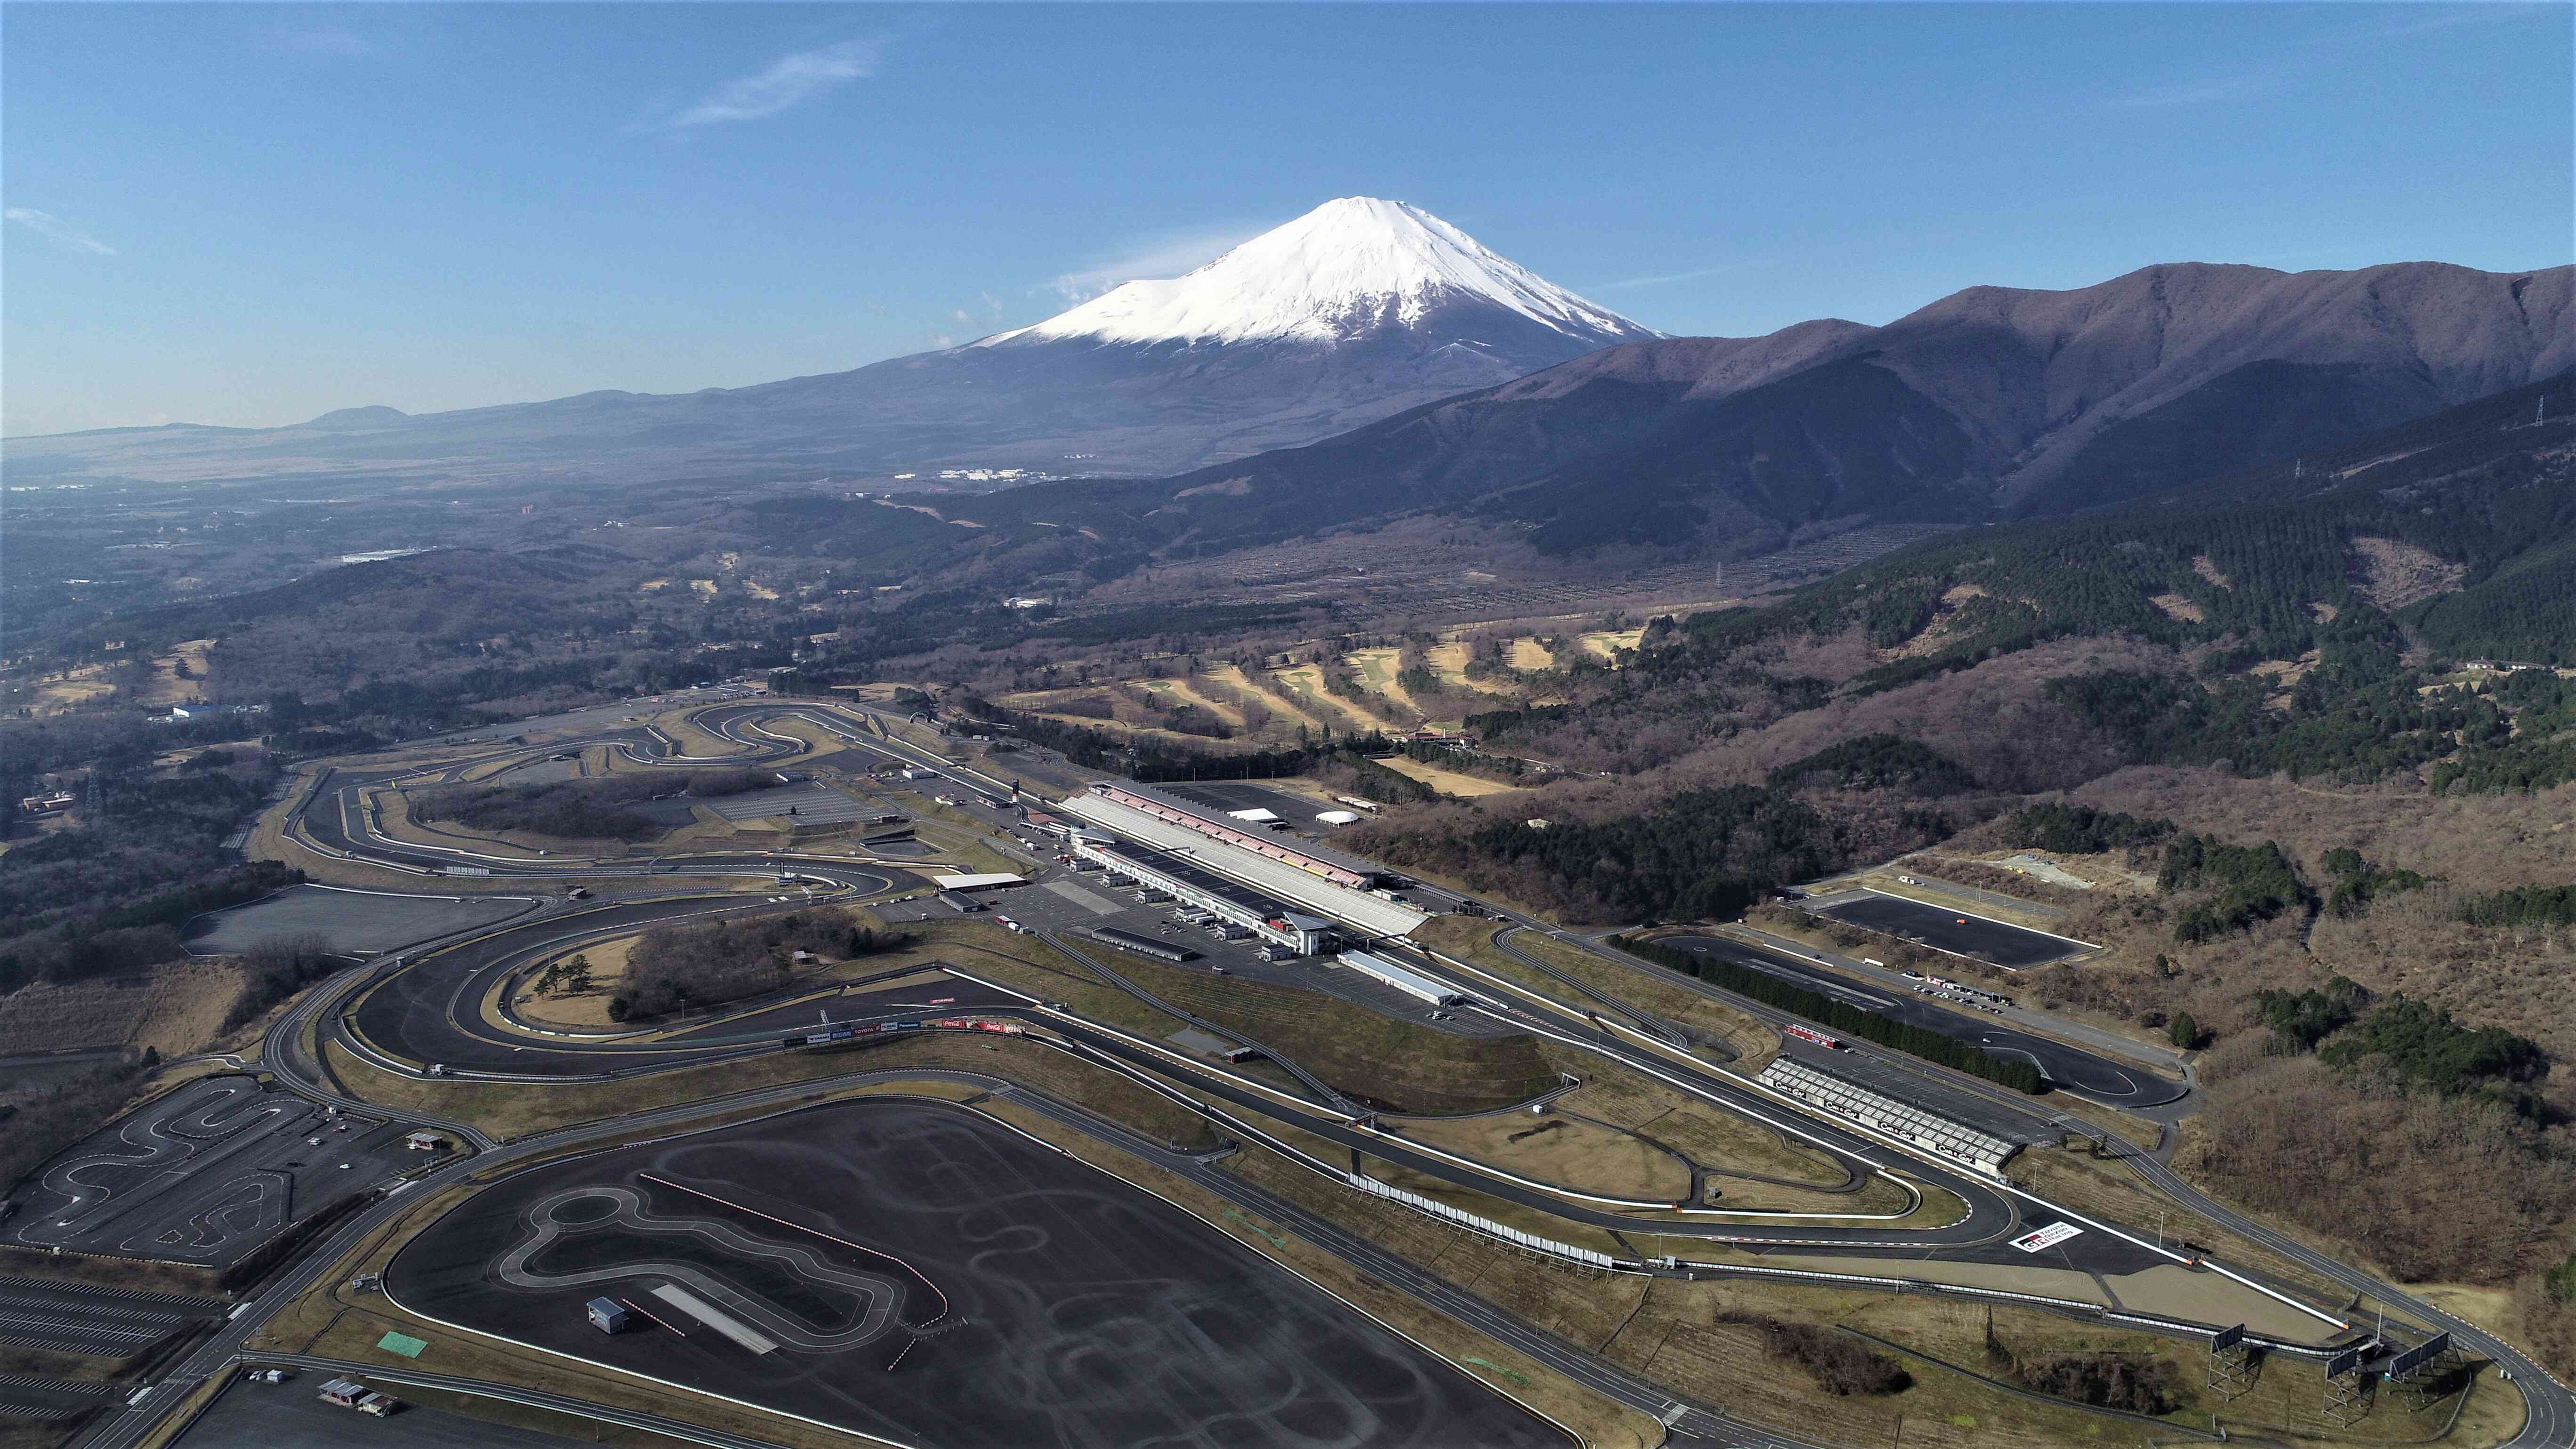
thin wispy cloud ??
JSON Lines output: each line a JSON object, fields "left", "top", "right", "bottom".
{"left": 1596, "top": 263, "right": 1752, "bottom": 291}
{"left": 1045, "top": 223, "right": 1260, "bottom": 303}
{"left": 5, "top": 208, "right": 117, "bottom": 257}
{"left": 2113, "top": 73, "right": 2271, "bottom": 110}
{"left": 665, "top": 40, "right": 881, "bottom": 129}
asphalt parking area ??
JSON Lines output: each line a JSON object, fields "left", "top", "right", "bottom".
{"left": 2, "top": 1075, "right": 416, "bottom": 1267}
{"left": 700, "top": 783, "right": 879, "bottom": 825}
{"left": 387, "top": 1097, "right": 1566, "bottom": 1449}
{"left": 170, "top": 1374, "right": 593, "bottom": 1449}
{"left": 0, "top": 1276, "right": 227, "bottom": 1358}
{"left": 1808, "top": 889, "right": 2093, "bottom": 968}
{"left": 187, "top": 885, "right": 540, "bottom": 958}
{"left": 1151, "top": 780, "right": 1346, "bottom": 833}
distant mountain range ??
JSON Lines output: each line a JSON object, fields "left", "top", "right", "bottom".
{"left": 6, "top": 198, "right": 1657, "bottom": 489}
{"left": 1088, "top": 261, "right": 2572, "bottom": 556}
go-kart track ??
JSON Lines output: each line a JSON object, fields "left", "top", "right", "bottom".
{"left": 388, "top": 1097, "right": 1567, "bottom": 1449}
{"left": 2, "top": 1075, "right": 410, "bottom": 1268}
{"left": 72, "top": 692, "right": 2562, "bottom": 1449}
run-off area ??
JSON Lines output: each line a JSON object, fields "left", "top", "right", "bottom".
{"left": 387, "top": 1096, "right": 1567, "bottom": 1449}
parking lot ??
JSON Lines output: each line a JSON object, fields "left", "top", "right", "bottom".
{"left": 1151, "top": 780, "right": 1351, "bottom": 835}
{"left": 186, "top": 885, "right": 540, "bottom": 958}
{"left": 698, "top": 781, "right": 886, "bottom": 825}
{"left": 1807, "top": 888, "right": 2094, "bottom": 969}
{"left": 2, "top": 1075, "right": 418, "bottom": 1267}
{"left": 0, "top": 1275, "right": 228, "bottom": 1359}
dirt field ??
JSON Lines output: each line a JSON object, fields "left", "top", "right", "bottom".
{"left": 0, "top": 960, "right": 244, "bottom": 1059}
{"left": 1378, "top": 755, "right": 1527, "bottom": 797}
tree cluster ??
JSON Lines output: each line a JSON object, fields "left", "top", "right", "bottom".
{"left": 1995, "top": 803, "right": 2174, "bottom": 856}
{"left": 611, "top": 910, "right": 901, "bottom": 1021}
{"left": 1615, "top": 934, "right": 2045, "bottom": 1092}
{"left": 2159, "top": 834, "right": 2309, "bottom": 943}
{"left": 1712, "top": 1312, "right": 1909, "bottom": 1396}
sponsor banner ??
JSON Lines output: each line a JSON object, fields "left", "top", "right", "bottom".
{"left": 2010, "top": 1222, "right": 2085, "bottom": 1253}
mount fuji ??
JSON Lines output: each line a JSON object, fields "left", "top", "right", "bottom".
{"left": 10, "top": 198, "right": 1657, "bottom": 489}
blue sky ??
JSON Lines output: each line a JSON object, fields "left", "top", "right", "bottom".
{"left": 6, "top": 2, "right": 2568, "bottom": 436}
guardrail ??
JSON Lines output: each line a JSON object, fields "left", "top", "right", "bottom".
{"left": 1342, "top": 1171, "right": 1629, "bottom": 1271}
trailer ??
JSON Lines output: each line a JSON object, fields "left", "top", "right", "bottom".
{"left": 1781, "top": 1023, "right": 1846, "bottom": 1050}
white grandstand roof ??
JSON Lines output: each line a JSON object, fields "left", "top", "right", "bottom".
{"left": 1056, "top": 793, "right": 1431, "bottom": 939}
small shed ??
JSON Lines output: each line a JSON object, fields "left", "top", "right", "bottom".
{"left": 587, "top": 1297, "right": 630, "bottom": 1334}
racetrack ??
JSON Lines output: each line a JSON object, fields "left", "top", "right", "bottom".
{"left": 388, "top": 1096, "right": 1571, "bottom": 1449}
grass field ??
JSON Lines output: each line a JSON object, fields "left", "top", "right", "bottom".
{"left": 1423, "top": 641, "right": 1515, "bottom": 695}
{"left": 1414, "top": 917, "right": 1779, "bottom": 1067}
{"left": 1506, "top": 638, "right": 1556, "bottom": 671}
{"left": 1386, "top": 1108, "right": 1691, "bottom": 1202}
{"left": 1377, "top": 755, "right": 1527, "bottom": 797}
{"left": 1104, "top": 952, "right": 1564, "bottom": 1114}
{"left": 1208, "top": 663, "right": 1332, "bottom": 733}
{"left": 1576, "top": 628, "right": 1646, "bottom": 662}
{"left": 1269, "top": 664, "right": 1401, "bottom": 735}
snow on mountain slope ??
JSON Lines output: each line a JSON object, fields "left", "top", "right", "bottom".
{"left": 981, "top": 197, "right": 1659, "bottom": 349}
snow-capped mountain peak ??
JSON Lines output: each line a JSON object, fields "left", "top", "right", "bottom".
{"left": 981, "top": 197, "right": 1659, "bottom": 349}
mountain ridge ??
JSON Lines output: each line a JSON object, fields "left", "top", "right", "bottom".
{"left": 1104, "top": 258, "right": 2572, "bottom": 555}
{"left": 6, "top": 198, "right": 1653, "bottom": 487}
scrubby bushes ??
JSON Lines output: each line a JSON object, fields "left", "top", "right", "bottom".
{"left": 1765, "top": 734, "right": 1977, "bottom": 795}
{"left": 2013, "top": 1354, "right": 2180, "bottom": 1415}
{"left": 413, "top": 769, "right": 764, "bottom": 842}
{"left": 413, "top": 775, "right": 668, "bottom": 841}
{"left": 1715, "top": 1312, "right": 1908, "bottom": 1396}
{"left": 1996, "top": 803, "right": 2174, "bottom": 856}
{"left": 2321, "top": 847, "right": 2426, "bottom": 918}
{"left": 610, "top": 910, "right": 904, "bottom": 1021}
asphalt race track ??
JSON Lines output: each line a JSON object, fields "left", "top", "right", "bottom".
{"left": 2, "top": 1075, "right": 410, "bottom": 1267}
{"left": 388, "top": 1097, "right": 1570, "bottom": 1449}
{"left": 1653, "top": 936, "right": 2182, "bottom": 1109}
{"left": 344, "top": 893, "right": 930, "bottom": 1076}
{"left": 1807, "top": 890, "right": 2090, "bottom": 969}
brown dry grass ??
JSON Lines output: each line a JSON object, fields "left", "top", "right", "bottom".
{"left": 1223, "top": 1142, "right": 2483, "bottom": 1449}
{"left": 1386, "top": 1107, "right": 1692, "bottom": 1202}
{"left": 1425, "top": 641, "right": 1515, "bottom": 695}
{"left": 0, "top": 958, "right": 245, "bottom": 1059}
{"left": 1377, "top": 755, "right": 1529, "bottom": 797}
{"left": 1105, "top": 950, "right": 1563, "bottom": 1115}
{"left": 1415, "top": 916, "right": 1779, "bottom": 1067}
